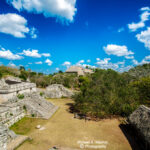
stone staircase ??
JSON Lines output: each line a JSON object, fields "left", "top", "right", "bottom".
{"left": 19, "top": 93, "right": 58, "bottom": 119}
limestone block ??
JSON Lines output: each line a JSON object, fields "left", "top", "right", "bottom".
{"left": 45, "top": 84, "right": 74, "bottom": 98}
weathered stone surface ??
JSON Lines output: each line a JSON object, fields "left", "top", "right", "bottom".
{"left": 7, "top": 135, "right": 28, "bottom": 150}
{"left": 0, "top": 78, "right": 36, "bottom": 100}
{"left": 0, "top": 78, "right": 58, "bottom": 149}
{"left": 0, "top": 124, "right": 17, "bottom": 150}
{"left": 0, "top": 79, "right": 9, "bottom": 89}
{"left": 5, "top": 76, "right": 22, "bottom": 83}
{"left": 128, "top": 105, "right": 150, "bottom": 149}
{"left": 0, "top": 103, "right": 25, "bottom": 127}
{"left": 18, "top": 93, "right": 58, "bottom": 119}
{"left": 45, "top": 84, "right": 74, "bottom": 98}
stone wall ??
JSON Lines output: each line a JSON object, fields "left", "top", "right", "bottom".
{"left": 0, "top": 104, "right": 25, "bottom": 128}
{"left": 0, "top": 124, "right": 17, "bottom": 150}
{"left": 0, "top": 82, "right": 36, "bottom": 100}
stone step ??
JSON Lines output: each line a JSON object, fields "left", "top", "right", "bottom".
{"left": 7, "top": 135, "right": 29, "bottom": 150}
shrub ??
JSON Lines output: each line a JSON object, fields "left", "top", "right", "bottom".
{"left": 23, "top": 105, "right": 27, "bottom": 111}
{"left": 17, "top": 94, "right": 24, "bottom": 99}
{"left": 31, "top": 114, "right": 35, "bottom": 117}
{"left": 40, "top": 92, "right": 44, "bottom": 97}
{"left": 131, "top": 77, "right": 150, "bottom": 106}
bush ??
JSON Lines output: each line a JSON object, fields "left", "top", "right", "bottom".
{"left": 131, "top": 77, "right": 150, "bottom": 106}
{"left": 40, "top": 92, "right": 44, "bottom": 97}
{"left": 17, "top": 94, "right": 24, "bottom": 99}
{"left": 73, "top": 69, "right": 140, "bottom": 118}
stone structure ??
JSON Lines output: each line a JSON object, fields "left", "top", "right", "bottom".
{"left": 0, "top": 124, "right": 28, "bottom": 150}
{"left": 0, "top": 77, "right": 58, "bottom": 149}
{"left": 0, "top": 103, "right": 25, "bottom": 127}
{"left": 19, "top": 93, "right": 58, "bottom": 119}
{"left": 0, "top": 124, "right": 17, "bottom": 150}
{"left": 128, "top": 105, "right": 150, "bottom": 149}
{"left": 66, "top": 66, "right": 93, "bottom": 76}
{"left": 0, "top": 78, "right": 36, "bottom": 101}
{"left": 45, "top": 84, "right": 74, "bottom": 98}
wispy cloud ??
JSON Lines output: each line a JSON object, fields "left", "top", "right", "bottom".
{"left": 128, "top": 7, "right": 150, "bottom": 32}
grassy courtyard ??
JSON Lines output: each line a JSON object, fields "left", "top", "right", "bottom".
{"left": 11, "top": 99, "right": 133, "bottom": 150}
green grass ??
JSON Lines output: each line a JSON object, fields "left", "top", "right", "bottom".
{"left": 10, "top": 117, "right": 47, "bottom": 135}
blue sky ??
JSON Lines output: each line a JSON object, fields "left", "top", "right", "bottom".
{"left": 0, "top": 0, "right": 150, "bottom": 74}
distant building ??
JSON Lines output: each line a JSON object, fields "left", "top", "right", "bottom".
{"left": 66, "top": 66, "right": 94, "bottom": 76}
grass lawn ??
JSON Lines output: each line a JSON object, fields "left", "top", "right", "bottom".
{"left": 12, "top": 98, "right": 133, "bottom": 150}
{"left": 10, "top": 117, "right": 47, "bottom": 135}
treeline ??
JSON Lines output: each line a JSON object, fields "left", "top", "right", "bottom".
{"left": 73, "top": 65, "right": 150, "bottom": 118}
{"left": 0, "top": 65, "right": 80, "bottom": 89}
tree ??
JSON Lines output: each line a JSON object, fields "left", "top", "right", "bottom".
{"left": 73, "top": 69, "right": 139, "bottom": 118}
{"left": 19, "top": 66, "right": 25, "bottom": 71}
{"left": 0, "top": 72, "right": 2, "bottom": 79}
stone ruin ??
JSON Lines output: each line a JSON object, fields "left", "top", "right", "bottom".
{"left": 45, "top": 84, "right": 74, "bottom": 98}
{"left": 0, "top": 77, "right": 36, "bottom": 102}
{"left": 0, "top": 77, "right": 58, "bottom": 150}
{"left": 128, "top": 105, "right": 150, "bottom": 150}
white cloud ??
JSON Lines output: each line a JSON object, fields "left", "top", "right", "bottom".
{"left": 22, "top": 49, "right": 41, "bottom": 58}
{"left": 141, "top": 7, "right": 150, "bottom": 11}
{"left": 96, "top": 58, "right": 111, "bottom": 65}
{"left": 82, "top": 64, "right": 96, "bottom": 69}
{"left": 8, "top": 0, "right": 77, "bottom": 23}
{"left": 96, "top": 58, "right": 125, "bottom": 70}
{"left": 87, "top": 59, "right": 91, "bottom": 63}
{"left": 8, "top": 62, "right": 17, "bottom": 68}
{"left": 0, "top": 46, "right": 23, "bottom": 60}
{"left": 128, "top": 22, "right": 145, "bottom": 32}
{"left": 128, "top": 8, "right": 150, "bottom": 32}
{"left": 132, "top": 59, "right": 139, "bottom": 65}
{"left": 42, "top": 53, "right": 51, "bottom": 57}
{"left": 0, "top": 13, "right": 30, "bottom": 38}
{"left": 45, "top": 59, "right": 53, "bottom": 66}
{"left": 141, "top": 11, "right": 150, "bottom": 22}
{"left": 125, "top": 55, "right": 134, "bottom": 59}
{"left": 62, "top": 61, "right": 71, "bottom": 67}
{"left": 103, "top": 44, "right": 134, "bottom": 57}
{"left": 136, "top": 27, "right": 150, "bottom": 49}
{"left": 132, "top": 56, "right": 150, "bottom": 66}
{"left": 35, "top": 61, "right": 42, "bottom": 64}
{"left": 76, "top": 60, "right": 84, "bottom": 66}
{"left": 56, "top": 68, "right": 60, "bottom": 71}
{"left": 21, "top": 49, "right": 51, "bottom": 58}
{"left": 118, "top": 65, "right": 133, "bottom": 72}
{"left": 145, "top": 55, "right": 150, "bottom": 60}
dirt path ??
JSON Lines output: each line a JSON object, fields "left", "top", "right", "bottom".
{"left": 15, "top": 99, "right": 132, "bottom": 150}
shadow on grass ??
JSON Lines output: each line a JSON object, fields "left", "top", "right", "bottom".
{"left": 119, "top": 124, "right": 145, "bottom": 150}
